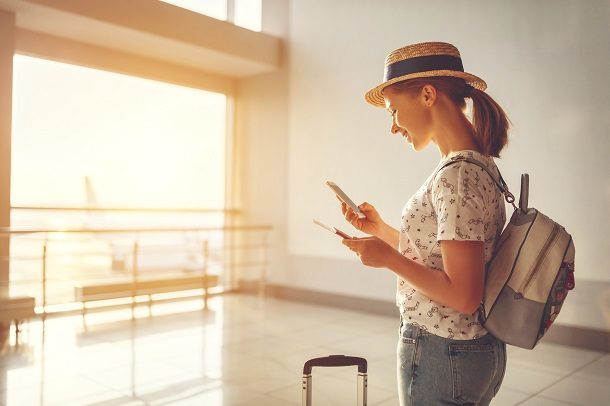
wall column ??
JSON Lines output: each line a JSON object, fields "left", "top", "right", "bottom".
{"left": 0, "top": 11, "right": 16, "bottom": 302}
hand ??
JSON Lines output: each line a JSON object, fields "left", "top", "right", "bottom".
{"left": 339, "top": 200, "right": 384, "bottom": 236}
{"left": 342, "top": 236, "right": 398, "bottom": 268}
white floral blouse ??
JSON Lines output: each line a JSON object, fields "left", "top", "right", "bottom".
{"left": 397, "top": 150, "right": 506, "bottom": 339}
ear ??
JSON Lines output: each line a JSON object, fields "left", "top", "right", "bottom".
{"left": 421, "top": 84, "right": 437, "bottom": 106}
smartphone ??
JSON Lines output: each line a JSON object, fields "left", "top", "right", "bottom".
{"left": 325, "top": 181, "right": 366, "bottom": 219}
{"left": 313, "top": 219, "right": 353, "bottom": 239}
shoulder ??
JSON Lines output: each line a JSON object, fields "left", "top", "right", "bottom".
{"left": 433, "top": 151, "right": 498, "bottom": 195}
{"left": 441, "top": 150, "right": 496, "bottom": 177}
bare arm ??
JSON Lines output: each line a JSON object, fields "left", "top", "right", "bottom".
{"left": 345, "top": 237, "right": 485, "bottom": 313}
{"left": 387, "top": 240, "right": 485, "bottom": 313}
{"left": 376, "top": 222, "right": 400, "bottom": 249}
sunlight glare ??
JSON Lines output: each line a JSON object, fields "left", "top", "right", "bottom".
{"left": 11, "top": 55, "right": 227, "bottom": 209}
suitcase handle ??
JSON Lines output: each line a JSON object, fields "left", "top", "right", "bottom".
{"left": 303, "top": 355, "right": 367, "bottom": 374}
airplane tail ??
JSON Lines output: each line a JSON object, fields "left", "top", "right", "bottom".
{"left": 84, "top": 176, "right": 98, "bottom": 207}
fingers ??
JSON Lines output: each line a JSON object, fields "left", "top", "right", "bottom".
{"left": 340, "top": 201, "right": 352, "bottom": 218}
{"left": 359, "top": 202, "right": 372, "bottom": 210}
{"left": 358, "top": 202, "right": 375, "bottom": 214}
{"left": 346, "top": 212, "right": 359, "bottom": 228}
{"left": 340, "top": 200, "right": 372, "bottom": 230}
{"left": 342, "top": 238, "right": 355, "bottom": 251}
{"left": 342, "top": 237, "right": 360, "bottom": 248}
{"left": 342, "top": 203, "right": 358, "bottom": 224}
{"left": 343, "top": 238, "right": 365, "bottom": 260}
{"left": 342, "top": 203, "right": 350, "bottom": 219}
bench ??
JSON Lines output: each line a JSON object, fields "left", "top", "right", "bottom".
{"left": 0, "top": 296, "right": 36, "bottom": 340}
{"left": 74, "top": 274, "right": 219, "bottom": 320}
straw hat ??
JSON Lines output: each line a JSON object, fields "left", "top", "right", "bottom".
{"left": 364, "top": 42, "right": 487, "bottom": 107}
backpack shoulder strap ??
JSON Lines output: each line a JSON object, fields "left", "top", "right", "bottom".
{"left": 433, "top": 156, "right": 517, "bottom": 207}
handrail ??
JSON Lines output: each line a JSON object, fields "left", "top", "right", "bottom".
{"left": 0, "top": 225, "right": 272, "bottom": 236}
{"left": 1, "top": 222, "right": 273, "bottom": 322}
{"left": 11, "top": 206, "right": 242, "bottom": 214}
{"left": 1, "top": 243, "right": 269, "bottom": 261}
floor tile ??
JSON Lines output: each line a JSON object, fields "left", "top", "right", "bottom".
{"left": 373, "top": 396, "right": 400, "bottom": 406}
{"left": 0, "top": 293, "right": 607, "bottom": 406}
{"left": 365, "top": 356, "right": 398, "bottom": 393}
{"left": 501, "top": 363, "right": 567, "bottom": 394}
{"left": 570, "top": 353, "right": 610, "bottom": 385}
{"left": 536, "top": 375, "right": 610, "bottom": 406}
{"left": 233, "top": 393, "right": 300, "bottom": 406}
{"left": 491, "top": 388, "right": 531, "bottom": 406}
{"left": 508, "top": 343, "right": 602, "bottom": 374}
{"left": 324, "top": 331, "right": 398, "bottom": 361}
{"left": 269, "top": 373, "right": 395, "bottom": 406}
{"left": 519, "top": 395, "right": 581, "bottom": 405}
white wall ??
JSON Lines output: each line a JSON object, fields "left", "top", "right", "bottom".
{"left": 243, "top": 0, "right": 610, "bottom": 328}
{"left": 237, "top": 0, "right": 291, "bottom": 285}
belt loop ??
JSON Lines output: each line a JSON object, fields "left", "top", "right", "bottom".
{"left": 416, "top": 324, "right": 422, "bottom": 338}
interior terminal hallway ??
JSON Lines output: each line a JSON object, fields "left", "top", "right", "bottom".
{"left": 1, "top": 294, "right": 608, "bottom": 406}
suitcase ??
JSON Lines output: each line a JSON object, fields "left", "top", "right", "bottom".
{"left": 302, "top": 355, "right": 368, "bottom": 406}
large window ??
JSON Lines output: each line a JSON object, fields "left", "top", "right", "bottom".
{"left": 10, "top": 55, "right": 230, "bottom": 308}
{"left": 11, "top": 55, "right": 227, "bottom": 212}
{"left": 160, "top": 0, "right": 262, "bottom": 32}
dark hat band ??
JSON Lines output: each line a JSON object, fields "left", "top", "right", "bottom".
{"left": 384, "top": 55, "right": 464, "bottom": 81}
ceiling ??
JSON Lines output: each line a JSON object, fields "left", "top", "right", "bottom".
{"left": 0, "top": 0, "right": 281, "bottom": 78}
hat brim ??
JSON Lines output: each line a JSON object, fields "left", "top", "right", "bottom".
{"left": 364, "top": 70, "right": 487, "bottom": 107}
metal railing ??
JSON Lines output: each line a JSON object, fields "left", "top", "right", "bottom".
{"left": 0, "top": 222, "right": 272, "bottom": 322}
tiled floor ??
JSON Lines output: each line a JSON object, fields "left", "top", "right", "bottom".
{"left": 0, "top": 294, "right": 608, "bottom": 405}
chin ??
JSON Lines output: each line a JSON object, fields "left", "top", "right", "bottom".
{"left": 410, "top": 136, "right": 432, "bottom": 152}
{"left": 411, "top": 141, "right": 426, "bottom": 151}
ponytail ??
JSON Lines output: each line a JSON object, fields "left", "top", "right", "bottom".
{"left": 387, "top": 77, "right": 510, "bottom": 157}
{"left": 469, "top": 87, "right": 510, "bottom": 157}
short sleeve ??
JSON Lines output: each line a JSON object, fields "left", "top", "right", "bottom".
{"left": 431, "top": 163, "right": 487, "bottom": 242}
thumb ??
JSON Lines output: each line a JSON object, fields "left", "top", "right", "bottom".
{"left": 358, "top": 202, "right": 375, "bottom": 212}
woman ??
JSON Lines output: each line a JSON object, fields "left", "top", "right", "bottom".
{"left": 340, "top": 42, "right": 509, "bottom": 405}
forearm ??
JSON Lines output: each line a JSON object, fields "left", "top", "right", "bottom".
{"left": 376, "top": 222, "right": 400, "bottom": 249}
{"left": 386, "top": 251, "right": 474, "bottom": 313}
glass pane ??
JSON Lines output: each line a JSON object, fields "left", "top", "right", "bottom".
{"left": 10, "top": 55, "right": 229, "bottom": 307}
{"left": 235, "top": 0, "right": 262, "bottom": 32}
{"left": 11, "top": 55, "right": 227, "bottom": 210}
{"left": 159, "top": 0, "right": 228, "bottom": 21}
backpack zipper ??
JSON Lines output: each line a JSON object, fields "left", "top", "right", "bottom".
{"left": 516, "top": 224, "right": 561, "bottom": 298}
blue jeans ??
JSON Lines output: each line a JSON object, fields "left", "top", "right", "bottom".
{"left": 397, "top": 320, "right": 506, "bottom": 406}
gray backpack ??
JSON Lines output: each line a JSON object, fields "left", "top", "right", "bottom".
{"left": 438, "top": 157, "right": 575, "bottom": 349}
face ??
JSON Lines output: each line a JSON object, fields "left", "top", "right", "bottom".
{"left": 382, "top": 85, "right": 434, "bottom": 151}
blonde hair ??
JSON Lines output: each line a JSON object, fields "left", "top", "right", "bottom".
{"left": 388, "top": 77, "right": 510, "bottom": 157}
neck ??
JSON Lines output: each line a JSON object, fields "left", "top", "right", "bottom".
{"left": 429, "top": 98, "right": 479, "bottom": 158}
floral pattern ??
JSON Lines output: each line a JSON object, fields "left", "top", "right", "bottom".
{"left": 397, "top": 150, "right": 506, "bottom": 339}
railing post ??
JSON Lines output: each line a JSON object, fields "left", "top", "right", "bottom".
{"left": 202, "top": 239, "right": 209, "bottom": 310}
{"left": 227, "top": 0, "right": 235, "bottom": 23}
{"left": 259, "top": 233, "right": 268, "bottom": 298}
{"left": 228, "top": 229, "right": 236, "bottom": 292}
{"left": 42, "top": 237, "right": 48, "bottom": 321}
{"left": 131, "top": 240, "right": 139, "bottom": 320}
